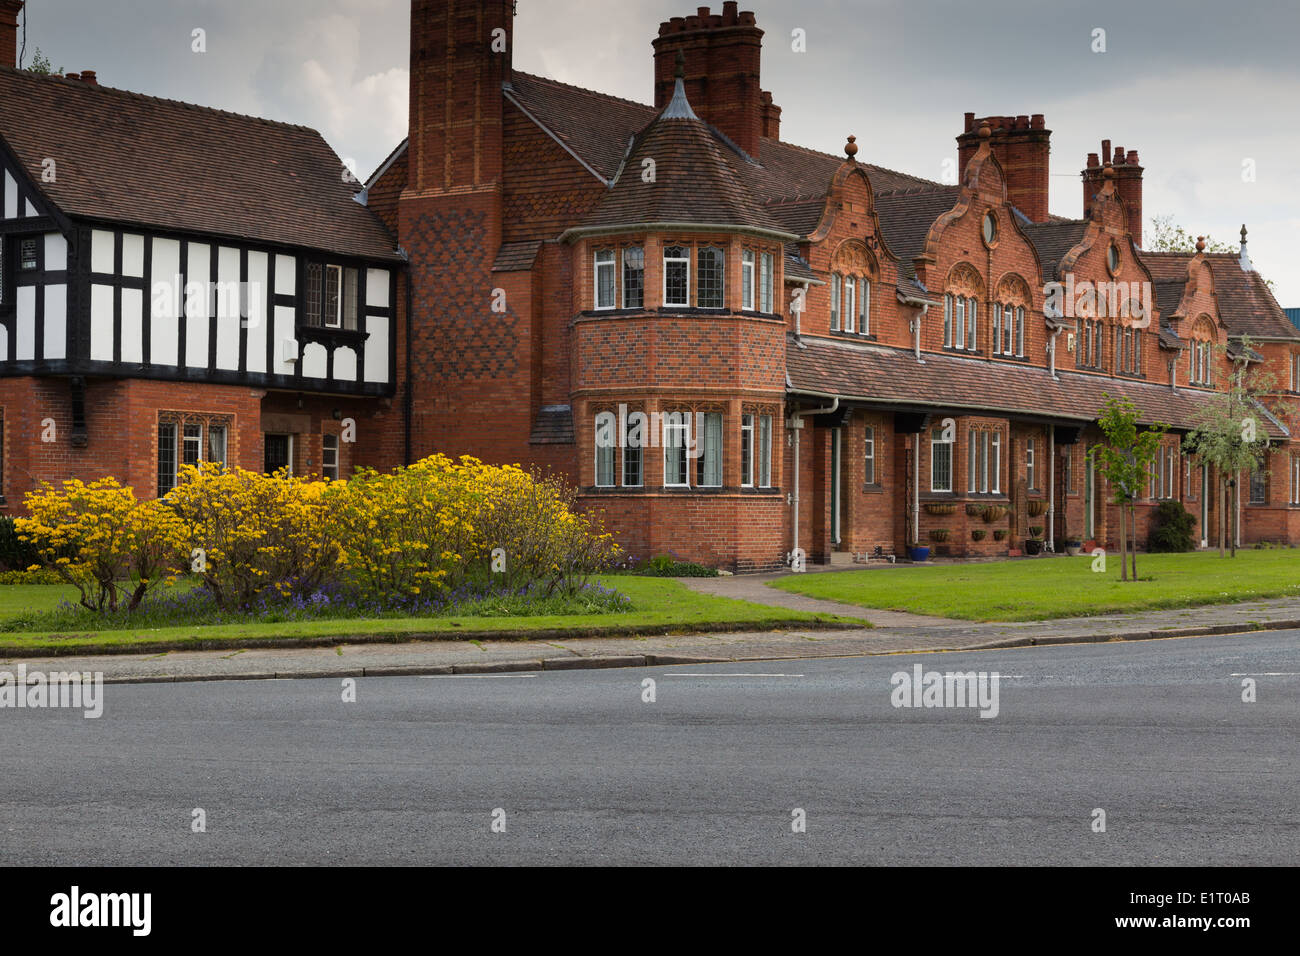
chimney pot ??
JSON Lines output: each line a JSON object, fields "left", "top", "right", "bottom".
{"left": 964, "top": 112, "right": 975, "bottom": 132}
{"left": 1087, "top": 152, "right": 1099, "bottom": 168}
{"left": 0, "top": 0, "right": 21, "bottom": 70}
{"left": 722, "top": 0, "right": 738, "bottom": 23}
{"left": 1126, "top": 149, "right": 1139, "bottom": 165}
{"left": 65, "top": 72, "right": 80, "bottom": 81}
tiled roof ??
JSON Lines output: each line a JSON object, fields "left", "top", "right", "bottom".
{"left": 1138, "top": 251, "right": 1299, "bottom": 340}
{"left": 529, "top": 405, "right": 575, "bottom": 444}
{"left": 785, "top": 335, "right": 1286, "bottom": 436}
{"left": 783, "top": 247, "right": 818, "bottom": 282}
{"left": 0, "top": 67, "right": 400, "bottom": 261}
{"left": 874, "top": 185, "right": 961, "bottom": 277}
{"left": 579, "top": 104, "right": 788, "bottom": 234}
{"left": 1022, "top": 220, "right": 1088, "bottom": 282}
{"left": 492, "top": 240, "right": 542, "bottom": 272}
{"left": 1153, "top": 279, "right": 1188, "bottom": 319}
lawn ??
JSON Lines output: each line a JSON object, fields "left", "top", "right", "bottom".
{"left": 769, "top": 550, "right": 1300, "bottom": 622}
{"left": 0, "top": 575, "right": 855, "bottom": 654}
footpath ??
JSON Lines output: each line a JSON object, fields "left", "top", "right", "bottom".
{"left": 4, "top": 572, "right": 1298, "bottom": 684}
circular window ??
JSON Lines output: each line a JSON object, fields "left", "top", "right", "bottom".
{"left": 982, "top": 211, "right": 998, "bottom": 246}
{"left": 1107, "top": 242, "right": 1121, "bottom": 273}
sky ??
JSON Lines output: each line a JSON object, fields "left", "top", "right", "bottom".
{"left": 18, "top": 0, "right": 1300, "bottom": 304}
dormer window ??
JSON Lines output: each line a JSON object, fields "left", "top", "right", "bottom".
{"left": 303, "top": 262, "right": 358, "bottom": 330}
{"left": 943, "top": 293, "right": 978, "bottom": 351}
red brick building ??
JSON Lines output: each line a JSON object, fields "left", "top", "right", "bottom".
{"left": 3, "top": 0, "right": 1298, "bottom": 570}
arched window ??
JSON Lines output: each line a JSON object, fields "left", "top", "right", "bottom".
{"left": 831, "top": 242, "right": 876, "bottom": 337}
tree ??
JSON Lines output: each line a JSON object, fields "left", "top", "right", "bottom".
{"left": 1184, "top": 337, "right": 1292, "bottom": 557}
{"left": 1146, "top": 215, "right": 1234, "bottom": 254}
{"left": 27, "top": 48, "right": 62, "bottom": 76}
{"left": 1091, "top": 396, "right": 1167, "bottom": 581}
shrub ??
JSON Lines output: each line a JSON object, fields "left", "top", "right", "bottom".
{"left": 17, "top": 478, "right": 185, "bottom": 611}
{"left": 635, "top": 555, "right": 718, "bottom": 577}
{"left": 0, "top": 568, "right": 65, "bottom": 585}
{"left": 166, "top": 463, "right": 338, "bottom": 609}
{"left": 0, "top": 516, "right": 42, "bottom": 572}
{"left": 1147, "top": 500, "right": 1196, "bottom": 553}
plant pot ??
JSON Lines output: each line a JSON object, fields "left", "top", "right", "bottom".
{"left": 1024, "top": 539, "right": 1044, "bottom": 555}
{"left": 971, "top": 529, "right": 987, "bottom": 541}
{"left": 1026, "top": 500, "right": 1047, "bottom": 517}
{"left": 1065, "top": 539, "right": 1082, "bottom": 556}
{"left": 992, "top": 529, "right": 1008, "bottom": 541}
{"left": 929, "top": 529, "right": 950, "bottom": 542}
{"left": 982, "top": 506, "right": 1007, "bottom": 523}
{"left": 1028, "top": 526, "right": 1044, "bottom": 539}
{"left": 965, "top": 503, "right": 985, "bottom": 517}
{"left": 924, "top": 502, "right": 957, "bottom": 516}
{"left": 909, "top": 546, "right": 930, "bottom": 562}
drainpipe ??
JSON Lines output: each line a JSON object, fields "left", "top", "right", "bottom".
{"left": 909, "top": 305, "right": 929, "bottom": 362}
{"left": 913, "top": 437, "right": 920, "bottom": 546}
{"left": 788, "top": 396, "right": 839, "bottom": 565}
{"left": 1048, "top": 425, "right": 1056, "bottom": 553}
{"left": 1048, "top": 329, "right": 1060, "bottom": 379}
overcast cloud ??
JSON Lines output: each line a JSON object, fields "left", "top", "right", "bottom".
{"left": 19, "top": 0, "right": 1300, "bottom": 303}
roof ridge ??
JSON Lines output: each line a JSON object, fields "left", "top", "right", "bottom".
{"left": 511, "top": 70, "right": 654, "bottom": 112}
{"left": 875, "top": 183, "right": 959, "bottom": 198}
{"left": 762, "top": 137, "right": 944, "bottom": 189}
{"left": 0, "top": 65, "right": 320, "bottom": 134}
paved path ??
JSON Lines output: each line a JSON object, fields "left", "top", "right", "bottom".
{"left": 5, "top": 588, "right": 1300, "bottom": 683}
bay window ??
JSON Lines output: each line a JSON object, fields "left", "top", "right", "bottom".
{"left": 594, "top": 250, "right": 616, "bottom": 310}
{"left": 758, "top": 414, "right": 772, "bottom": 487}
{"left": 622, "top": 247, "right": 644, "bottom": 308}
{"left": 742, "top": 250, "right": 755, "bottom": 311}
{"left": 663, "top": 246, "right": 690, "bottom": 307}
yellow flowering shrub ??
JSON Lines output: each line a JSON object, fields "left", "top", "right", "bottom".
{"left": 165, "top": 463, "right": 337, "bottom": 609}
{"left": 17, "top": 478, "right": 185, "bottom": 611}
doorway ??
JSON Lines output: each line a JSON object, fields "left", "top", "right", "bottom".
{"left": 265, "top": 433, "right": 293, "bottom": 475}
{"left": 831, "top": 428, "right": 842, "bottom": 546}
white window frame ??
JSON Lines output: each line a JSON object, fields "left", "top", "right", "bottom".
{"left": 760, "top": 252, "right": 773, "bottom": 313}
{"left": 944, "top": 294, "right": 953, "bottom": 348}
{"left": 622, "top": 246, "right": 645, "bottom": 309}
{"left": 991, "top": 431, "right": 1001, "bottom": 494}
{"left": 931, "top": 427, "right": 953, "bottom": 493}
{"left": 696, "top": 246, "right": 725, "bottom": 310}
{"left": 742, "top": 250, "right": 755, "bottom": 311}
{"left": 741, "top": 414, "right": 755, "bottom": 488}
{"left": 594, "top": 250, "right": 616, "bottom": 310}
{"left": 324, "top": 264, "right": 344, "bottom": 329}
{"left": 830, "top": 273, "right": 841, "bottom": 331}
{"left": 858, "top": 279, "right": 870, "bottom": 335}
{"left": 697, "top": 412, "right": 723, "bottom": 488}
{"left": 322, "top": 433, "right": 340, "bottom": 481}
{"left": 967, "top": 428, "right": 977, "bottom": 493}
{"left": 1015, "top": 306, "right": 1025, "bottom": 357}
{"left": 966, "top": 297, "right": 977, "bottom": 350}
{"left": 594, "top": 411, "right": 616, "bottom": 487}
{"left": 663, "top": 246, "right": 691, "bottom": 308}
{"left": 843, "top": 276, "right": 856, "bottom": 333}
{"left": 662, "top": 412, "right": 690, "bottom": 488}
{"left": 758, "top": 414, "right": 773, "bottom": 488}
{"left": 954, "top": 296, "right": 965, "bottom": 350}
{"left": 1026, "top": 437, "right": 1036, "bottom": 491}
{"left": 864, "top": 424, "right": 875, "bottom": 485}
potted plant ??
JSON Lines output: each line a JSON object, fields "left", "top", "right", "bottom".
{"left": 1029, "top": 525, "right": 1043, "bottom": 539}
{"left": 929, "top": 528, "right": 950, "bottom": 542}
{"left": 1025, "top": 534, "right": 1044, "bottom": 555}
{"left": 982, "top": 505, "right": 1007, "bottom": 522}
{"left": 924, "top": 502, "right": 957, "bottom": 516}
{"left": 1027, "top": 499, "right": 1047, "bottom": 517}
{"left": 971, "top": 528, "right": 987, "bottom": 541}
{"left": 1064, "top": 536, "right": 1083, "bottom": 556}
{"left": 992, "top": 528, "right": 1008, "bottom": 542}
{"left": 909, "top": 545, "right": 930, "bottom": 562}
{"left": 965, "top": 503, "right": 985, "bottom": 517}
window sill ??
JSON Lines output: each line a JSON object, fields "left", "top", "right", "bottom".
{"left": 832, "top": 330, "right": 876, "bottom": 341}
{"left": 297, "top": 325, "right": 369, "bottom": 347}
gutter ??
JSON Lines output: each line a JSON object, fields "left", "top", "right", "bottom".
{"left": 558, "top": 221, "right": 800, "bottom": 244}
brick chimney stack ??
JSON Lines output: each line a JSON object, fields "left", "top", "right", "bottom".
{"left": 407, "top": 0, "right": 512, "bottom": 195}
{"left": 1082, "top": 139, "right": 1143, "bottom": 245}
{"left": 653, "top": 3, "right": 769, "bottom": 156}
{"left": 0, "top": 0, "right": 23, "bottom": 70}
{"left": 956, "top": 113, "right": 1052, "bottom": 223}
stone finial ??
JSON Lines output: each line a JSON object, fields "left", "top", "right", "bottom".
{"left": 978, "top": 122, "right": 991, "bottom": 140}
{"left": 844, "top": 135, "right": 858, "bottom": 159}
{"left": 1195, "top": 236, "right": 1206, "bottom": 253}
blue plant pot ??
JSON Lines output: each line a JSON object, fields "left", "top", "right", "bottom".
{"left": 909, "top": 546, "right": 930, "bottom": 562}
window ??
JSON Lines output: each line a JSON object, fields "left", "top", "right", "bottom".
{"left": 663, "top": 246, "right": 690, "bottom": 307}
{"left": 1291, "top": 456, "right": 1300, "bottom": 506}
{"left": 623, "top": 414, "right": 643, "bottom": 487}
{"left": 842, "top": 276, "right": 856, "bottom": 333}
{"left": 760, "top": 252, "right": 774, "bottom": 313}
{"left": 1291, "top": 354, "right": 1300, "bottom": 393}
{"left": 954, "top": 296, "right": 965, "bottom": 349}
{"left": 303, "top": 262, "right": 359, "bottom": 330}
{"left": 158, "top": 416, "right": 231, "bottom": 497}
{"left": 697, "top": 247, "right": 725, "bottom": 309}
{"left": 1107, "top": 243, "right": 1120, "bottom": 273}
{"left": 943, "top": 294, "right": 953, "bottom": 348}
{"left": 19, "top": 238, "right": 38, "bottom": 271}
{"left": 864, "top": 425, "right": 876, "bottom": 485}
{"left": 595, "top": 411, "right": 616, "bottom": 487}
{"left": 1250, "top": 467, "right": 1266, "bottom": 505}
{"left": 594, "top": 250, "right": 616, "bottom": 310}
{"left": 1015, "top": 306, "right": 1024, "bottom": 357}
{"left": 696, "top": 412, "right": 723, "bottom": 487}
{"left": 663, "top": 412, "right": 690, "bottom": 487}
{"left": 1003, "top": 305, "right": 1015, "bottom": 355}
{"left": 157, "top": 423, "right": 178, "bottom": 498}
{"left": 982, "top": 212, "right": 998, "bottom": 246}
{"left": 322, "top": 434, "right": 339, "bottom": 481}
{"left": 831, "top": 274, "right": 841, "bottom": 331}
{"left": 967, "top": 428, "right": 977, "bottom": 494}
{"left": 858, "top": 280, "right": 870, "bottom": 335}
{"left": 758, "top": 414, "right": 773, "bottom": 488}
{"left": 1064, "top": 445, "right": 1076, "bottom": 494}
{"left": 1026, "top": 438, "right": 1036, "bottom": 491}
{"left": 931, "top": 427, "right": 953, "bottom": 493}
{"left": 742, "top": 250, "right": 755, "bottom": 311}
{"left": 622, "top": 247, "right": 644, "bottom": 309}
{"left": 741, "top": 414, "right": 755, "bottom": 487}
{"left": 991, "top": 431, "right": 1001, "bottom": 494}
{"left": 966, "top": 297, "right": 978, "bottom": 350}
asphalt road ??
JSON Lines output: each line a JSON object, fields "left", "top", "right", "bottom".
{"left": 1, "top": 632, "right": 1296, "bottom": 865}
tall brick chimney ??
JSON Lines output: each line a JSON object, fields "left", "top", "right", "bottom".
{"left": 1083, "top": 140, "right": 1143, "bottom": 246}
{"left": 0, "top": 0, "right": 23, "bottom": 70}
{"left": 653, "top": 3, "right": 769, "bottom": 156}
{"left": 407, "top": 0, "right": 511, "bottom": 195}
{"left": 956, "top": 113, "right": 1052, "bottom": 223}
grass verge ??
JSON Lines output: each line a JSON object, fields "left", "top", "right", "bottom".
{"left": 768, "top": 550, "right": 1300, "bottom": 622}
